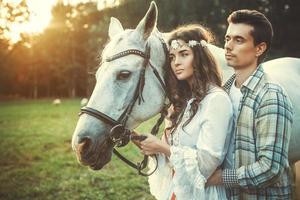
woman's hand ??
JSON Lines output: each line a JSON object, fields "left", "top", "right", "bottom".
{"left": 140, "top": 134, "right": 171, "bottom": 157}
{"left": 130, "top": 131, "right": 143, "bottom": 149}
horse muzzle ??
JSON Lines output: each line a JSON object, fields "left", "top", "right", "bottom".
{"left": 74, "top": 137, "right": 113, "bottom": 170}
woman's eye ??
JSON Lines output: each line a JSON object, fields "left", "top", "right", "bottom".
{"left": 117, "top": 70, "right": 131, "bottom": 80}
{"left": 181, "top": 52, "right": 189, "bottom": 57}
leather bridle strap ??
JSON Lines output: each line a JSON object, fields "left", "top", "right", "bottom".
{"left": 117, "top": 45, "right": 151, "bottom": 125}
{"left": 106, "top": 48, "right": 167, "bottom": 96}
{"left": 80, "top": 46, "right": 152, "bottom": 130}
{"left": 113, "top": 149, "right": 158, "bottom": 176}
{"left": 149, "top": 62, "right": 167, "bottom": 94}
{"left": 80, "top": 107, "right": 118, "bottom": 126}
{"left": 79, "top": 39, "right": 169, "bottom": 176}
{"left": 105, "top": 49, "right": 147, "bottom": 62}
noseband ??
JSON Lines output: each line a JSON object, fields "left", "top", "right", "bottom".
{"left": 79, "top": 37, "right": 169, "bottom": 176}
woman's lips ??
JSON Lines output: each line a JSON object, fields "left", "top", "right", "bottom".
{"left": 175, "top": 69, "right": 184, "bottom": 75}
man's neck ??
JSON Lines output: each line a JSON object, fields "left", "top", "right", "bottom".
{"left": 234, "top": 63, "right": 257, "bottom": 88}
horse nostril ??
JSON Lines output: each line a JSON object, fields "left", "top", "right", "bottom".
{"left": 77, "top": 136, "right": 92, "bottom": 154}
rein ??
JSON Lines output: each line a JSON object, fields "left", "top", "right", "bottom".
{"left": 79, "top": 37, "right": 169, "bottom": 176}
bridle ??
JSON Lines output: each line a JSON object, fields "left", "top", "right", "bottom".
{"left": 79, "top": 36, "right": 170, "bottom": 176}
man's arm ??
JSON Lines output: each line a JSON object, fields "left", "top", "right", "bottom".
{"left": 221, "top": 88, "right": 293, "bottom": 189}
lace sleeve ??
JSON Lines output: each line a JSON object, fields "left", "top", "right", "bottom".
{"left": 169, "top": 92, "right": 233, "bottom": 199}
{"left": 148, "top": 153, "right": 173, "bottom": 200}
{"left": 147, "top": 119, "right": 174, "bottom": 200}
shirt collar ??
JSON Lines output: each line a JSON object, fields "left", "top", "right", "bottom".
{"left": 223, "top": 74, "right": 236, "bottom": 92}
{"left": 242, "top": 64, "right": 264, "bottom": 92}
{"left": 223, "top": 64, "right": 264, "bottom": 93}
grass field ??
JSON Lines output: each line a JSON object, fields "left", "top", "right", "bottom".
{"left": 1, "top": 99, "right": 299, "bottom": 200}
{"left": 0, "top": 99, "right": 157, "bottom": 200}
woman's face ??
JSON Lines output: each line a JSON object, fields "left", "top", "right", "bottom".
{"left": 169, "top": 39, "right": 194, "bottom": 85}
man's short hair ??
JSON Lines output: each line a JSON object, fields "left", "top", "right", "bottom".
{"left": 227, "top": 9, "right": 273, "bottom": 64}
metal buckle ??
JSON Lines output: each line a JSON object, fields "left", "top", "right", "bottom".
{"left": 109, "top": 124, "right": 130, "bottom": 147}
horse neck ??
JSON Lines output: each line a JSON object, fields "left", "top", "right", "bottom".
{"left": 148, "top": 33, "right": 167, "bottom": 75}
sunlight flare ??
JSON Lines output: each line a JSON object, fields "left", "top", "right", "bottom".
{"left": 1, "top": 0, "right": 119, "bottom": 44}
{"left": 25, "top": 0, "right": 56, "bottom": 33}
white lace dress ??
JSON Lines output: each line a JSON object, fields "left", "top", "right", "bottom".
{"left": 148, "top": 87, "right": 234, "bottom": 200}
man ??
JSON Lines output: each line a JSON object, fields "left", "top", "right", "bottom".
{"left": 206, "top": 9, "right": 294, "bottom": 199}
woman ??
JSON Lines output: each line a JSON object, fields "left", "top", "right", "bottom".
{"left": 134, "top": 24, "right": 234, "bottom": 200}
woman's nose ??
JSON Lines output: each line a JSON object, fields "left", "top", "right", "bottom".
{"left": 174, "top": 56, "right": 181, "bottom": 65}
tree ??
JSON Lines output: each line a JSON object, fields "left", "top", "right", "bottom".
{"left": 0, "top": 0, "right": 299, "bottom": 98}
{"left": 0, "top": 0, "right": 30, "bottom": 97}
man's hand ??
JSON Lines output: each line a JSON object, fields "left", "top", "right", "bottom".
{"left": 206, "top": 169, "right": 223, "bottom": 186}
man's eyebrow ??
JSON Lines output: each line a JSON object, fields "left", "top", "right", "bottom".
{"left": 235, "top": 35, "right": 246, "bottom": 40}
{"left": 225, "top": 35, "right": 246, "bottom": 40}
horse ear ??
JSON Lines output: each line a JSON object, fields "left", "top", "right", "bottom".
{"left": 108, "top": 17, "right": 124, "bottom": 39}
{"left": 135, "top": 1, "right": 158, "bottom": 40}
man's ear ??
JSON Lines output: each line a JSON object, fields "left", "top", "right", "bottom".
{"left": 255, "top": 42, "right": 267, "bottom": 57}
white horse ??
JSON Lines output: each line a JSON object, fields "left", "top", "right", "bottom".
{"left": 72, "top": 2, "right": 300, "bottom": 172}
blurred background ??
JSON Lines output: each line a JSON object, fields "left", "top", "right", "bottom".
{"left": 0, "top": 0, "right": 299, "bottom": 199}
{"left": 0, "top": 0, "right": 299, "bottom": 99}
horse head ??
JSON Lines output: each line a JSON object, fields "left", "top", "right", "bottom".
{"left": 71, "top": 2, "right": 168, "bottom": 170}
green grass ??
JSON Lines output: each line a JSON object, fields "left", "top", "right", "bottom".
{"left": 0, "top": 99, "right": 159, "bottom": 200}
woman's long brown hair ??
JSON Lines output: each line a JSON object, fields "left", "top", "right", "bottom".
{"left": 165, "top": 24, "right": 222, "bottom": 135}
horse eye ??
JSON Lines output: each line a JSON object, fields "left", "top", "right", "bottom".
{"left": 117, "top": 70, "right": 131, "bottom": 80}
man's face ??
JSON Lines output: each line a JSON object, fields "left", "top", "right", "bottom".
{"left": 224, "top": 23, "right": 259, "bottom": 69}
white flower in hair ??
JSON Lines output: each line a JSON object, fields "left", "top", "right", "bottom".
{"left": 188, "top": 40, "right": 198, "bottom": 47}
{"left": 171, "top": 40, "right": 180, "bottom": 49}
{"left": 200, "top": 40, "right": 208, "bottom": 47}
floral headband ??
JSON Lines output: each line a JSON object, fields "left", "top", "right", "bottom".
{"left": 170, "top": 39, "right": 208, "bottom": 50}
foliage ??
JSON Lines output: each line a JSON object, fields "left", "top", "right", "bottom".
{"left": 0, "top": 0, "right": 299, "bottom": 98}
{"left": 0, "top": 99, "right": 157, "bottom": 200}
{"left": 0, "top": 0, "right": 30, "bottom": 41}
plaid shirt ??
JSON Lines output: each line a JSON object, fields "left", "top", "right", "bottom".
{"left": 222, "top": 65, "right": 293, "bottom": 199}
